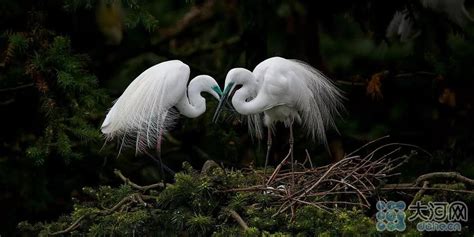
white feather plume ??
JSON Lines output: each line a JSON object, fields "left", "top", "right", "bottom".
{"left": 243, "top": 57, "right": 344, "bottom": 146}
{"left": 246, "top": 111, "right": 265, "bottom": 140}
{"left": 101, "top": 60, "right": 189, "bottom": 154}
{"left": 287, "top": 59, "right": 345, "bottom": 145}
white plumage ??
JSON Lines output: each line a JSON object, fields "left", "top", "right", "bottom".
{"left": 102, "top": 60, "right": 221, "bottom": 154}
{"left": 386, "top": 0, "right": 473, "bottom": 41}
{"left": 214, "top": 57, "right": 344, "bottom": 147}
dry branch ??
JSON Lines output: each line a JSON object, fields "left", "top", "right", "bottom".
{"left": 415, "top": 172, "right": 474, "bottom": 186}
{"left": 226, "top": 137, "right": 471, "bottom": 217}
{"left": 381, "top": 184, "right": 474, "bottom": 194}
{"left": 226, "top": 209, "right": 249, "bottom": 230}
{"left": 0, "top": 83, "right": 34, "bottom": 92}
{"left": 114, "top": 169, "right": 164, "bottom": 191}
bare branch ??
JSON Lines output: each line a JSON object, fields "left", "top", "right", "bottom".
{"left": 415, "top": 172, "right": 474, "bottom": 186}
{"left": 0, "top": 83, "right": 34, "bottom": 92}
{"left": 226, "top": 209, "right": 249, "bottom": 230}
{"left": 226, "top": 138, "right": 470, "bottom": 217}
{"left": 114, "top": 169, "right": 164, "bottom": 191}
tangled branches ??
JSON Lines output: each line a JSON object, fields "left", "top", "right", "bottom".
{"left": 226, "top": 138, "right": 415, "bottom": 214}
{"left": 225, "top": 136, "right": 472, "bottom": 218}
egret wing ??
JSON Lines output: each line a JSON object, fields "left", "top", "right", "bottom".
{"left": 101, "top": 60, "right": 190, "bottom": 153}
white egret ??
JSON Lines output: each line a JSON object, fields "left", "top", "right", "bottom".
{"left": 386, "top": 9, "right": 420, "bottom": 42}
{"left": 213, "top": 57, "right": 344, "bottom": 171}
{"left": 101, "top": 60, "right": 222, "bottom": 155}
{"left": 386, "top": 0, "right": 473, "bottom": 41}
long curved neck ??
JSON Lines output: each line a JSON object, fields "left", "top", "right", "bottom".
{"left": 230, "top": 69, "right": 266, "bottom": 115}
{"left": 176, "top": 75, "right": 210, "bottom": 118}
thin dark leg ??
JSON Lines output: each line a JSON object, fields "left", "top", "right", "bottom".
{"left": 156, "top": 133, "right": 166, "bottom": 187}
{"left": 144, "top": 151, "right": 176, "bottom": 177}
{"left": 289, "top": 124, "right": 295, "bottom": 186}
{"left": 264, "top": 128, "right": 272, "bottom": 173}
{"left": 156, "top": 149, "right": 166, "bottom": 185}
{"left": 289, "top": 124, "right": 295, "bottom": 217}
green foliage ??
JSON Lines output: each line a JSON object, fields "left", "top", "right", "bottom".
{"left": 124, "top": 9, "right": 159, "bottom": 31}
{"left": 22, "top": 35, "right": 106, "bottom": 164}
{"left": 18, "top": 165, "right": 388, "bottom": 236}
{"left": 290, "top": 207, "right": 372, "bottom": 236}
{"left": 29, "top": 163, "right": 474, "bottom": 236}
{"left": 64, "top": 0, "right": 159, "bottom": 32}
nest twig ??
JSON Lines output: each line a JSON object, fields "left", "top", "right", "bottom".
{"left": 225, "top": 136, "right": 473, "bottom": 218}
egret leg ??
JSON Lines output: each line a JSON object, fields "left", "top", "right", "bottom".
{"left": 264, "top": 128, "right": 272, "bottom": 173}
{"left": 143, "top": 151, "right": 176, "bottom": 177}
{"left": 156, "top": 132, "right": 166, "bottom": 187}
{"left": 289, "top": 124, "right": 295, "bottom": 186}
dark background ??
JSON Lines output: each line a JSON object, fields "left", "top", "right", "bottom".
{"left": 1, "top": 0, "right": 473, "bottom": 235}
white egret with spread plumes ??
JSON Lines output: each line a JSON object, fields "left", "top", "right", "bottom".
{"left": 213, "top": 57, "right": 344, "bottom": 173}
{"left": 101, "top": 60, "right": 222, "bottom": 177}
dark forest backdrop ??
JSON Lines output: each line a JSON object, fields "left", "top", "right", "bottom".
{"left": 1, "top": 0, "right": 473, "bottom": 235}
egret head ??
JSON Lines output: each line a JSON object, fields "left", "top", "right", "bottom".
{"left": 189, "top": 75, "right": 222, "bottom": 101}
{"left": 223, "top": 68, "right": 254, "bottom": 91}
{"left": 212, "top": 68, "right": 253, "bottom": 122}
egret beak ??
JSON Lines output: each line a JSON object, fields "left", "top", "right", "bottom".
{"left": 212, "top": 82, "right": 234, "bottom": 123}
{"left": 211, "top": 85, "right": 223, "bottom": 100}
